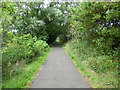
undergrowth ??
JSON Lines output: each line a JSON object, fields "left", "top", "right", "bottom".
{"left": 2, "top": 48, "right": 52, "bottom": 88}
{"left": 63, "top": 39, "right": 118, "bottom": 88}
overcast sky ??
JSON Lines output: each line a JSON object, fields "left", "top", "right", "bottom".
{"left": 44, "top": 0, "right": 51, "bottom": 8}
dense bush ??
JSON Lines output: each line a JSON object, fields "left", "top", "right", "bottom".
{"left": 2, "top": 34, "right": 49, "bottom": 80}
{"left": 68, "top": 2, "right": 120, "bottom": 54}
{"left": 68, "top": 39, "right": 118, "bottom": 73}
{"left": 33, "top": 40, "right": 49, "bottom": 56}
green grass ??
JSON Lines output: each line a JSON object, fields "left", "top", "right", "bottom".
{"left": 63, "top": 41, "right": 118, "bottom": 88}
{"left": 2, "top": 48, "right": 52, "bottom": 88}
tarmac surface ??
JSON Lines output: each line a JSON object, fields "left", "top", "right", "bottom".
{"left": 30, "top": 43, "right": 90, "bottom": 88}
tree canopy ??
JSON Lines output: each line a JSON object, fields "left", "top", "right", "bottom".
{"left": 1, "top": 1, "right": 120, "bottom": 88}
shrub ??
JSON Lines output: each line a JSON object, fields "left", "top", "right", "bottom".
{"left": 2, "top": 34, "right": 49, "bottom": 80}
{"left": 33, "top": 40, "right": 49, "bottom": 56}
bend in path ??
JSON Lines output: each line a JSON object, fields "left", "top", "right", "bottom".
{"left": 30, "top": 43, "right": 90, "bottom": 88}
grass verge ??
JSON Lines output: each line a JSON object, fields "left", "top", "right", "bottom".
{"left": 63, "top": 42, "right": 118, "bottom": 88}
{"left": 2, "top": 48, "right": 52, "bottom": 88}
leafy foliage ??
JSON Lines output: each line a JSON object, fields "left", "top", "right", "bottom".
{"left": 2, "top": 34, "right": 49, "bottom": 80}
{"left": 64, "top": 2, "right": 119, "bottom": 87}
{"left": 1, "top": 1, "right": 119, "bottom": 88}
{"left": 2, "top": 2, "right": 68, "bottom": 44}
{"left": 68, "top": 2, "right": 120, "bottom": 53}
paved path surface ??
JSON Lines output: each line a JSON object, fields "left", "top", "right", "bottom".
{"left": 30, "top": 43, "right": 90, "bottom": 88}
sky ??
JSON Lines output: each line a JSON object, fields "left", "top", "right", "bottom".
{"left": 44, "top": 0, "right": 50, "bottom": 8}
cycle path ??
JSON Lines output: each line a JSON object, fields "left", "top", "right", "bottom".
{"left": 30, "top": 44, "right": 90, "bottom": 88}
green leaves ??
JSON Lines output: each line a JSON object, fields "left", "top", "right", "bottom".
{"left": 33, "top": 40, "right": 49, "bottom": 55}
{"left": 67, "top": 3, "right": 119, "bottom": 82}
{"left": 69, "top": 2, "right": 120, "bottom": 55}
{"left": 2, "top": 33, "right": 49, "bottom": 80}
{"left": 92, "top": 14, "right": 101, "bottom": 20}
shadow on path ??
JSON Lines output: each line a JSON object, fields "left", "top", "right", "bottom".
{"left": 54, "top": 42, "right": 62, "bottom": 47}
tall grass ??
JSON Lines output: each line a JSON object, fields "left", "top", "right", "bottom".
{"left": 2, "top": 48, "right": 52, "bottom": 88}
{"left": 63, "top": 39, "right": 118, "bottom": 88}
